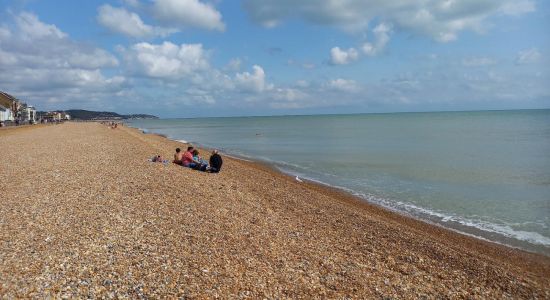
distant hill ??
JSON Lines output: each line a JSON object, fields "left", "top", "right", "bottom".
{"left": 39, "top": 110, "right": 158, "bottom": 120}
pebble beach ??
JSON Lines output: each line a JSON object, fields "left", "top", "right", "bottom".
{"left": 1, "top": 122, "right": 549, "bottom": 298}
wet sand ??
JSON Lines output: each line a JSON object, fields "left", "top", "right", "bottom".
{"left": 1, "top": 122, "right": 549, "bottom": 298}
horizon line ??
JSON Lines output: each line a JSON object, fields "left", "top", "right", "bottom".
{"left": 149, "top": 107, "right": 550, "bottom": 121}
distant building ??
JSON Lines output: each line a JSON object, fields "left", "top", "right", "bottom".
{"left": 20, "top": 105, "right": 37, "bottom": 124}
{"left": 0, "top": 104, "right": 14, "bottom": 122}
{"left": 43, "top": 111, "right": 63, "bottom": 122}
{"left": 0, "top": 91, "right": 20, "bottom": 115}
{"left": 60, "top": 112, "right": 71, "bottom": 120}
{"left": 0, "top": 91, "right": 39, "bottom": 124}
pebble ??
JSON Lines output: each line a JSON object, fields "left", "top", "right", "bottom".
{"left": 0, "top": 123, "right": 548, "bottom": 298}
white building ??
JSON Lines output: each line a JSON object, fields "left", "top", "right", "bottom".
{"left": 0, "top": 105, "right": 14, "bottom": 122}
{"left": 20, "top": 105, "right": 37, "bottom": 123}
{"left": 44, "top": 111, "right": 62, "bottom": 122}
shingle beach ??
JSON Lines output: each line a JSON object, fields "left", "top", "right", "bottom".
{"left": 1, "top": 123, "right": 549, "bottom": 298}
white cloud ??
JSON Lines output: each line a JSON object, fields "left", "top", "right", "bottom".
{"left": 0, "top": 12, "right": 125, "bottom": 110}
{"left": 1, "top": 13, "right": 118, "bottom": 70}
{"left": 120, "top": 42, "right": 210, "bottom": 78}
{"left": 243, "top": 0, "right": 535, "bottom": 42}
{"left": 0, "top": 48, "right": 18, "bottom": 65}
{"left": 15, "top": 12, "right": 67, "bottom": 39}
{"left": 516, "top": 48, "right": 541, "bottom": 65}
{"left": 267, "top": 87, "right": 310, "bottom": 109}
{"left": 184, "top": 88, "right": 217, "bottom": 105}
{"left": 330, "top": 22, "right": 393, "bottom": 65}
{"left": 327, "top": 78, "right": 360, "bottom": 92}
{"left": 152, "top": 0, "right": 225, "bottom": 31}
{"left": 69, "top": 48, "right": 120, "bottom": 69}
{"left": 0, "top": 27, "right": 11, "bottom": 39}
{"left": 225, "top": 58, "right": 242, "bottom": 71}
{"left": 330, "top": 47, "right": 359, "bottom": 65}
{"left": 117, "top": 42, "right": 277, "bottom": 105}
{"left": 272, "top": 88, "right": 307, "bottom": 101}
{"left": 97, "top": 5, "right": 175, "bottom": 38}
{"left": 362, "top": 23, "right": 392, "bottom": 56}
{"left": 235, "top": 65, "right": 273, "bottom": 93}
{"left": 3, "top": 68, "right": 124, "bottom": 90}
{"left": 499, "top": 0, "right": 535, "bottom": 15}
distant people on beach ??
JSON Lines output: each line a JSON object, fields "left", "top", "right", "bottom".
{"left": 103, "top": 121, "right": 119, "bottom": 129}
{"left": 170, "top": 146, "right": 222, "bottom": 172}
{"left": 192, "top": 149, "right": 209, "bottom": 166}
{"left": 173, "top": 148, "right": 183, "bottom": 165}
{"left": 151, "top": 155, "right": 164, "bottom": 162}
{"left": 182, "top": 146, "right": 207, "bottom": 171}
{"left": 208, "top": 150, "right": 223, "bottom": 173}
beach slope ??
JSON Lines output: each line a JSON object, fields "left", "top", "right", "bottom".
{"left": 0, "top": 123, "right": 548, "bottom": 298}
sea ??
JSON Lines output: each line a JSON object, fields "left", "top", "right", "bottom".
{"left": 127, "top": 109, "right": 550, "bottom": 255}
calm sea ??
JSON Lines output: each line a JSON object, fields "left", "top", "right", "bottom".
{"left": 127, "top": 110, "right": 550, "bottom": 255}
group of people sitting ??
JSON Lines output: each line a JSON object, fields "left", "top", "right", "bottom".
{"left": 173, "top": 146, "right": 223, "bottom": 173}
{"left": 101, "top": 121, "right": 121, "bottom": 129}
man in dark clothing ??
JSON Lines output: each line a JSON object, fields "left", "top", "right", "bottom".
{"left": 208, "top": 150, "right": 223, "bottom": 173}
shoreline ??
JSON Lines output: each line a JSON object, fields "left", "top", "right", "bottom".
{"left": 223, "top": 149, "right": 550, "bottom": 272}
{"left": 130, "top": 124, "right": 550, "bottom": 285}
{"left": 2, "top": 122, "right": 549, "bottom": 298}
{"left": 130, "top": 123, "right": 550, "bottom": 274}
{"left": 133, "top": 123, "right": 550, "bottom": 257}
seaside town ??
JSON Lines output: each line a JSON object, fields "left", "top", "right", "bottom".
{"left": 0, "top": 91, "right": 70, "bottom": 127}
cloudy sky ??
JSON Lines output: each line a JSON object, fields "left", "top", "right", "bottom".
{"left": 0, "top": 0, "right": 548, "bottom": 117}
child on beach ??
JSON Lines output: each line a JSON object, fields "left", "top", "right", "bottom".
{"left": 173, "top": 148, "right": 183, "bottom": 165}
{"left": 192, "top": 149, "right": 209, "bottom": 166}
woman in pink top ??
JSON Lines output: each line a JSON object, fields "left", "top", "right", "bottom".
{"left": 183, "top": 146, "right": 199, "bottom": 168}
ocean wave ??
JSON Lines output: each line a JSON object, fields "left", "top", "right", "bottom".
{"left": 274, "top": 165, "right": 550, "bottom": 248}
{"left": 222, "top": 153, "right": 254, "bottom": 162}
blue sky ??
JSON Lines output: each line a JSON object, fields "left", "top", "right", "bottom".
{"left": 0, "top": 0, "right": 548, "bottom": 117}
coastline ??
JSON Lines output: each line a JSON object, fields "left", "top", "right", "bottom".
{"left": 99, "top": 125, "right": 550, "bottom": 282}
{"left": 223, "top": 149, "right": 550, "bottom": 273}
{"left": 1, "top": 122, "right": 549, "bottom": 298}
{"left": 132, "top": 123, "right": 550, "bottom": 283}
{"left": 134, "top": 122, "right": 550, "bottom": 256}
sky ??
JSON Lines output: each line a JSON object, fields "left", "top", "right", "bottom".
{"left": 0, "top": 0, "right": 549, "bottom": 118}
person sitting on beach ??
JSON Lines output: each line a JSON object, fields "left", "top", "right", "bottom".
{"left": 208, "top": 150, "right": 223, "bottom": 173}
{"left": 152, "top": 155, "right": 163, "bottom": 162}
{"left": 192, "top": 149, "right": 209, "bottom": 166}
{"left": 173, "top": 148, "right": 183, "bottom": 165}
{"left": 182, "top": 146, "right": 201, "bottom": 168}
